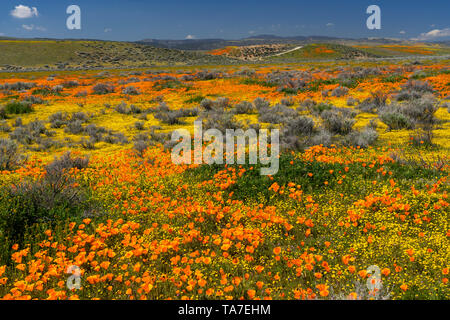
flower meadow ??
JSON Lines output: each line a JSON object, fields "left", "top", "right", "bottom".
{"left": 0, "top": 59, "right": 449, "bottom": 300}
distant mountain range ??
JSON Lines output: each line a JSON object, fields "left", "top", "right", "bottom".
{"left": 138, "top": 34, "right": 414, "bottom": 51}
{"left": 1, "top": 34, "right": 447, "bottom": 51}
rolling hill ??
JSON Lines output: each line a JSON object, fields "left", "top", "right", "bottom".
{"left": 0, "top": 40, "right": 236, "bottom": 71}
{"left": 266, "top": 43, "right": 378, "bottom": 61}
{"left": 0, "top": 37, "right": 449, "bottom": 71}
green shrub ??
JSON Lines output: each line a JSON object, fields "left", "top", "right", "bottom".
{"left": 0, "top": 152, "right": 92, "bottom": 255}
{"left": 380, "top": 112, "right": 413, "bottom": 130}
{"left": 184, "top": 95, "right": 206, "bottom": 104}
{"left": 4, "top": 101, "right": 33, "bottom": 114}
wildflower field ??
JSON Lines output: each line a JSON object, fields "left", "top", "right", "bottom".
{"left": 0, "top": 58, "right": 449, "bottom": 300}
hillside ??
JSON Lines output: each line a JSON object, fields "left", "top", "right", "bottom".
{"left": 138, "top": 35, "right": 404, "bottom": 51}
{"left": 265, "top": 43, "right": 378, "bottom": 61}
{"left": 0, "top": 40, "right": 236, "bottom": 71}
{"left": 207, "top": 44, "right": 295, "bottom": 61}
{"left": 353, "top": 44, "right": 450, "bottom": 57}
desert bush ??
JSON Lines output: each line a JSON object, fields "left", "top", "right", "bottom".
{"left": 232, "top": 101, "right": 257, "bottom": 114}
{"left": 321, "top": 110, "right": 355, "bottom": 135}
{"left": 8, "top": 120, "right": 48, "bottom": 145}
{"left": 253, "top": 97, "right": 271, "bottom": 111}
{"left": 368, "top": 118, "right": 379, "bottom": 130}
{"left": 75, "top": 90, "right": 87, "bottom": 97}
{"left": 279, "top": 116, "right": 315, "bottom": 151}
{"left": 280, "top": 97, "right": 295, "bottom": 106}
{"left": 9, "top": 127, "right": 33, "bottom": 145}
{"left": 0, "top": 106, "right": 6, "bottom": 119}
{"left": 33, "top": 138, "right": 61, "bottom": 152}
{"left": 13, "top": 118, "right": 23, "bottom": 127}
{"left": 115, "top": 102, "right": 131, "bottom": 114}
{"left": 0, "top": 121, "right": 11, "bottom": 133}
{"left": 401, "top": 80, "right": 434, "bottom": 93}
{"left": 177, "top": 108, "right": 198, "bottom": 118}
{"left": 0, "top": 138, "right": 22, "bottom": 170}
{"left": 85, "top": 124, "right": 107, "bottom": 142}
{"left": 310, "top": 129, "right": 332, "bottom": 147}
{"left": 153, "top": 103, "right": 188, "bottom": 125}
{"left": 71, "top": 112, "right": 89, "bottom": 122}
{"left": 234, "top": 68, "right": 256, "bottom": 77}
{"left": 258, "top": 104, "right": 297, "bottom": 124}
{"left": 401, "top": 94, "right": 438, "bottom": 126}
{"left": 395, "top": 80, "right": 434, "bottom": 101}
{"left": 62, "top": 80, "right": 79, "bottom": 88}
{"left": 45, "top": 152, "right": 89, "bottom": 176}
{"left": 346, "top": 97, "right": 359, "bottom": 106}
{"left": 154, "top": 111, "right": 180, "bottom": 125}
{"left": 103, "top": 132, "right": 128, "bottom": 145}
{"left": 283, "top": 116, "right": 315, "bottom": 137}
{"left": 129, "top": 104, "right": 142, "bottom": 114}
{"left": 181, "top": 74, "right": 195, "bottom": 81}
{"left": 52, "top": 85, "right": 64, "bottom": 93}
{"left": 134, "top": 121, "right": 145, "bottom": 130}
{"left": 0, "top": 152, "right": 90, "bottom": 247}
{"left": 200, "top": 108, "right": 244, "bottom": 133}
{"left": 346, "top": 128, "right": 379, "bottom": 148}
{"left": 195, "top": 70, "right": 222, "bottom": 80}
{"left": 357, "top": 98, "right": 377, "bottom": 113}
{"left": 133, "top": 140, "right": 149, "bottom": 157}
{"left": 300, "top": 99, "right": 316, "bottom": 109}
{"left": 331, "top": 86, "right": 349, "bottom": 97}
{"left": 379, "top": 112, "right": 413, "bottom": 130}
{"left": 28, "top": 120, "right": 48, "bottom": 136}
{"left": 22, "top": 95, "right": 46, "bottom": 105}
{"left": 337, "top": 67, "right": 382, "bottom": 82}
{"left": 204, "top": 112, "right": 243, "bottom": 132}
{"left": 371, "top": 91, "right": 388, "bottom": 107}
{"left": 0, "top": 82, "right": 36, "bottom": 91}
{"left": 65, "top": 120, "right": 84, "bottom": 135}
{"left": 80, "top": 137, "right": 96, "bottom": 149}
{"left": 49, "top": 112, "right": 69, "bottom": 128}
{"left": 199, "top": 97, "right": 230, "bottom": 112}
{"left": 357, "top": 91, "right": 387, "bottom": 113}
{"left": 395, "top": 90, "right": 423, "bottom": 102}
{"left": 266, "top": 70, "right": 308, "bottom": 92}
{"left": 122, "top": 86, "right": 140, "bottom": 95}
{"left": 92, "top": 83, "right": 115, "bottom": 94}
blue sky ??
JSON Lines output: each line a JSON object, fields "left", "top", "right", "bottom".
{"left": 0, "top": 1, "right": 449, "bottom": 41}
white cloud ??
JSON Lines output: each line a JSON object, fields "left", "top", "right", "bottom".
{"left": 22, "top": 24, "right": 34, "bottom": 31}
{"left": 185, "top": 34, "right": 196, "bottom": 39}
{"left": 399, "top": 30, "right": 406, "bottom": 34}
{"left": 326, "top": 23, "right": 334, "bottom": 27}
{"left": 11, "top": 5, "right": 38, "bottom": 19}
{"left": 248, "top": 30, "right": 255, "bottom": 35}
{"left": 415, "top": 28, "right": 450, "bottom": 40}
{"left": 21, "top": 24, "right": 46, "bottom": 32}
{"left": 104, "top": 28, "right": 112, "bottom": 33}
